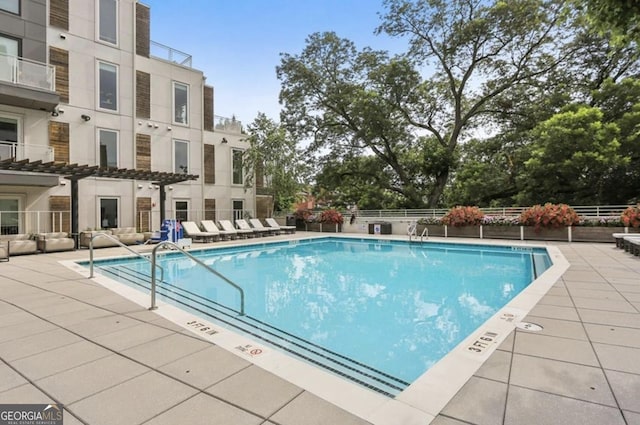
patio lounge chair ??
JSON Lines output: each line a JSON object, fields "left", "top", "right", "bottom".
{"left": 219, "top": 220, "right": 253, "bottom": 239}
{"left": 181, "top": 221, "right": 219, "bottom": 243}
{"left": 249, "top": 218, "right": 279, "bottom": 236}
{"left": 200, "top": 220, "right": 236, "bottom": 241}
{"left": 237, "top": 219, "right": 269, "bottom": 237}
{"left": 622, "top": 235, "right": 640, "bottom": 256}
{"left": 612, "top": 232, "right": 640, "bottom": 249}
{"left": 265, "top": 217, "right": 296, "bottom": 234}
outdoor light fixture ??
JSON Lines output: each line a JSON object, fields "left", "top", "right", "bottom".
{"left": 137, "top": 184, "right": 143, "bottom": 189}
{"left": 167, "top": 126, "right": 172, "bottom": 131}
{"left": 81, "top": 114, "right": 91, "bottom": 122}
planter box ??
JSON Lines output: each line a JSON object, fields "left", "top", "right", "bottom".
{"left": 523, "top": 227, "right": 568, "bottom": 241}
{"left": 482, "top": 226, "right": 522, "bottom": 240}
{"left": 304, "top": 222, "right": 342, "bottom": 233}
{"left": 421, "top": 224, "right": 445, "bottom": 237}
{"left": 446, "top": 226, "right": 481, "bottom": 238}
{"left": 571, "top": 226, "right": 638, "bottom": 243}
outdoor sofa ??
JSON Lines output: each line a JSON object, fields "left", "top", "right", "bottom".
{"left": 36, "top": 232, "right": 75, "bottom": 253}
{"left": 79, "top": 227, "right": 144, "bottom": 248}
{"left": 0, "top": 234, "right": 37, "bottom": 255}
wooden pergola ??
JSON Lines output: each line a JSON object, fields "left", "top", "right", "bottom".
{"left": 0, "top": 158, "right": 198, "bottom": 239}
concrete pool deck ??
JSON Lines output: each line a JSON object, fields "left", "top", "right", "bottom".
{"left": 0, "top": 234, "right": 638, "bottom": 424}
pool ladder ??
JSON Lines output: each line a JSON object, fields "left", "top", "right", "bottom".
{"left": 408, "top": 221, "right": 428, "bottom": 243}
{"left": 87, "top": 235, "right": 244, "bottom": 315}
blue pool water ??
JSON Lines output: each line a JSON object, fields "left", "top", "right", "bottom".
{"left": 86, "top": 237, "right": 551, "bottom": 396}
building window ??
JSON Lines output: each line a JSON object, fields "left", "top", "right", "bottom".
{"left": 99, "top": 0, "right": 117, "bottom": 44}
{"left": 98, "top": 129, "right": 118, "bottom": 168}
{"left": 232, "top": 200, "right": 244, "bottom": 221}
{"left": 173, "top": 82, "right": 189, "bottom": 125}
{"left": 174, "top": 139, "right": 189, "bottom": 174}
{"left": 0, "top": 116, "right": 19, "bottom": 161}
{"left": 99, "top": 198, "right": 118, "bottom": 229}
{"left": 0, "top": 35, "right": 20, "bottom": 82}
{"left": 175, "top": 200, "right": 188, "bottom": 222}
{"left": 0, "top": 197, "right": 20, "bottom": 234}
{"left": 232, "top": 149, "right": 243, "bottom": 185}
{"left": 0, "top": 0, "right": 19, "bottom": 14}
{"left": 98, "top": 61, "right": 117, "bottom": 110}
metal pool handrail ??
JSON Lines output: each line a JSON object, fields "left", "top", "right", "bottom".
{"left": 88, "top": 232, "right": 164, "bottom": 281}
{"left": 149, "top": 241, "right": 245, "bottom": 315}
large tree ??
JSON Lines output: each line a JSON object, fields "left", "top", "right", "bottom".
{"left": 377, "top": 0, "right": 573, "bottom": 206}
{"left": 575, "top": 0, "right": 640, "bottom": 42}
{"left": 278, "top": 0, "right": 574, "bottom": 208}
{"left": 278, "top": 33, "right": 427, "bottom": 207}
{"left": 244, "top": 113, "right": 306, "bottom": 212}
{"left": 517, "top": 105, "right": 626, "bottom": 205}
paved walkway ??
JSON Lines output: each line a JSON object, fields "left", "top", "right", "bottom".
{"left": 0, "top": 237, "right": 638, "bottom": 424}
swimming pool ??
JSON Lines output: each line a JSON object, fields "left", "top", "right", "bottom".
{"left": 83, "top": 237, "right": 551, "bottom": 397}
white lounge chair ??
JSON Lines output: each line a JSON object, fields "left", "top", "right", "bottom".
{"left": 181, "top": 221, "right": 219, "bottom": 242}
{"left": 622, "top": 235, "right": 640, "bottom": 255}
{"left": 219, "top": 220, "right": 253, "bottom": 239}
{"left": 265, "top": 217, "right": 296, "bottom": 234}
{"left": 238, "top": 219, "right": 270, "bottom": 237}
{"left": 249, "top": 218, "right": 279, "bottom": 235}
{"left": 200, "top": 220, "right": 235, "bottom": 240}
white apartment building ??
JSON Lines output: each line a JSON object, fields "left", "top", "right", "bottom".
{"left": 0, "top": 0, "right": 255, "bottom": 237}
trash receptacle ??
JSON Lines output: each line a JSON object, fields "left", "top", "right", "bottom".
{"left": 368, "top": 222, "right": 392, "bottom": 235}
{"left": 286, "top": 215, "right": 296, "bottom": 227}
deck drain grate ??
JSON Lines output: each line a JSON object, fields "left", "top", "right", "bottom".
{"left": 516, "top": 322, "right": 543, "bottom": 332}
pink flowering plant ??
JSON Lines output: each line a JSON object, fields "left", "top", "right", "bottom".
{"left": 319, "top": 209, "right": 344, "bottom": 224}
{"left": 519, "top": 203, "right": 580, "bottom": 231}
{"left": 621, "top": 206, "right": 640, "bottom": 228}
{"left": 481, "top": 215, "right": 521, "bottom": 226}
{"left": 441, "top": 206, "right": 485, "bottom": 227}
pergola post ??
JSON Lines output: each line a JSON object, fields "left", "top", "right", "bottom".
{"left": 159, "top": 184, "right": 166, "bottom": 223}
{"left": 70, "top": 178, "right": 79, "bottom": 248}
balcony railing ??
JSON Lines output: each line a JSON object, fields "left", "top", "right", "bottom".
{"left": 214, "top": 115, "right": 243, "bottom": 133}
{"left": 0, "top": 141, "right": 55, "bottom": 162}
{"left": 150, "top": 41, "right": 192, "bottom": 67}
{"left": 0, "top": 52, "right": 56, "bottom": 92}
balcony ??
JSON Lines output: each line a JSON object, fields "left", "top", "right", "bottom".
{"left": 150, "top": 41, "right": 193, "bottom": 67}
{"left": 0, "top": 141, "right": 55, "bottom": 163}
{"left": 214, "top": 115, "right": 243, "bottom": 134}
{"left": 0, "top": 52, "right": 59, "bottom": 112}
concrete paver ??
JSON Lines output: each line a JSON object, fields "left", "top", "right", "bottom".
{"left": 206, "top": 365, "right": 303, "bottom": 418}
{"left": 143, "top": 393, "right": 263, "bottom": 425}
{"left": 159, "top": 345, "right": 250, "bottom": 390}
{"left": 68, "top": 371, "right": 199, "bottom": 425}
{"left": 0, "top": 238, "right": 638, "bottom": 425}
{"left": 440, "top": 376, "right": 508, "bottom": 425}
{"left": 503, "top": 386, "right": 626, "bottom": 425}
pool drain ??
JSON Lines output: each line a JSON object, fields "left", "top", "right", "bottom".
{"left": 516, "top": 322, "right": 543, "bottom": 332}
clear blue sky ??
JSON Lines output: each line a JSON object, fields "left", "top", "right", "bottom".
{"left": 142, "top": 0, "right": 408, "bottom": 126}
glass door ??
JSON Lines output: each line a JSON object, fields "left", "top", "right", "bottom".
{"left": 0, "top": 116, "right": 18, "bottom": 160}
{"left": 232, "top": 200, "right": 244, "bottom": 221}
{"left": 0, "top": 198, "right": 20, "bottom": 234}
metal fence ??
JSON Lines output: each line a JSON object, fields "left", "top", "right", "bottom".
{"left": 2, "top": 205, "right": 632, "bottom": 235}
{"left": 275, "top": 205, "right": 634, "bottom": 219}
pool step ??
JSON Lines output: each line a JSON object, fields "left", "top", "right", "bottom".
{"left": 96, "top": 264, "right": 409, "bottom": 397}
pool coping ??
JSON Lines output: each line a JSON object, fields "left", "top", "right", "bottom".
{"left": 61, "top": 234, "right": 569, "bottom": 425}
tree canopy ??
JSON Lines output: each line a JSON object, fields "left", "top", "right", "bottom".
{"left": 249, "top": 0, "right": 640, "bottom": 211}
